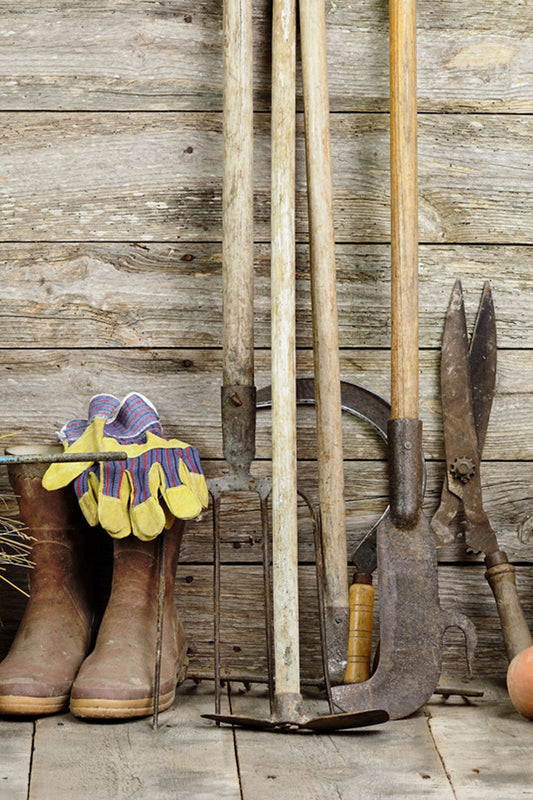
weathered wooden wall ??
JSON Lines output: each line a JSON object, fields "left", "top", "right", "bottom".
{"left": 0, "top": 0, "right": 531, "bottom": 683}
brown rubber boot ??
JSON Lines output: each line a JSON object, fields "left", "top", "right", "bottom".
{"left": 0, "top": 447, "right": 96, "bottom": 715}
{"left": 70, "top": 521, "right": 188, "bottom": 720}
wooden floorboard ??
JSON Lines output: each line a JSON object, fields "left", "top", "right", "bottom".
{"left": 0, "top": 679, "right": 531, "bottom": 798}
{"left": 0, "top": 719, "right": 34, "bottom": 800}
{"left": 27, "top": 684, "right": 241, "bottom": 800}
{"left": 229, "top": 686, "right": 455, "bottom": 800}
{"left": 426, "top": 678, "right": 533, "bottom": 799}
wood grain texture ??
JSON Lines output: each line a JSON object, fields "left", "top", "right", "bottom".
{"left": 27, "top": 684, "right": 240, "bottom": 800}
{"left": 180, "top": 563, "right": 533, "bottom": 680}
{"left": 0, "top": 719, "right": 34, "bottom": 800}
{"left": 0, "top": 0, "right": 530, "bottom": 112}
{"left": 1, "top": 562, "right": 531, "bottom": 681}
{"left": 427, "top": 678, "right": 533, "bottom": 800}
{"left": 389, "top": 0, "right": 419, "bottom": 419}
{"left": 0, "top": 113, "right": 530, "bottom": 242}
{"left": 0, "top": 243, "right": 531, "bottom": 349}
{"left": 221, "top": 0, "right": 254, "bottom": 387}
{"left": 0, "top": 459, "right": 530, "bottom": 569}
{"left": 172, "top": 562, "right": 533, "bottom": 680}
{"left": 232, "top": 686, "right": 454, "bottom": 799}
{"left": 0, "top": 348, "right": 530, "bottom": 461}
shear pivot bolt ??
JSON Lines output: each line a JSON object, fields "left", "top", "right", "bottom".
{"left": 449, "top": 457, "right": 476, "bottom": 483}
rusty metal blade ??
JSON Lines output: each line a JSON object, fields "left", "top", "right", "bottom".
{"left": 201, "top": 709, "right": 388, "bottom": 731}
{"left": 440, "top": 280, "right": 479, "bottom": 482}
{"left": 432, "top": 280, "right": 498, "bottom": 554}
{"left": 469, "top": 281, "right": 497, "bottom": 456}
{"left": 301, "top": 709, "right": 388, "bottom": 731}
{"left": 332, "top": 511, "right": 476, "bottom": 719}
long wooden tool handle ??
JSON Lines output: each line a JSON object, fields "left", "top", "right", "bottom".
{"left": 222, "top": 0, "right": 254, "bottom": 387}
{"left": 485, "top": 554, "right": 533, "bottom": 662}
{"left": 271, "top": 0, "right": 300, "bottom": 706}
{"left": 299, "top": 0, "right": 349, "bottom": 621}
{"left": 390, "top": 0, "right": 419, "bottom": 419}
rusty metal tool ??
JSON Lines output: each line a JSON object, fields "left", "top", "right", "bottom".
{"left": 431, "top": 280, "right": 533, "bottom": 662}
{"left": 331, "top": 0, "right": 475, "bottom": 720}
{"left": 204, "top": 0, "right": 387, "bottom": 732}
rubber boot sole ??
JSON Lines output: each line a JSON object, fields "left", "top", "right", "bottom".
{"left": 0, "top": 693, "right": 69, "bottom": 716}
{"left": 69, "top": 658, "right": 188, "bottom": 720}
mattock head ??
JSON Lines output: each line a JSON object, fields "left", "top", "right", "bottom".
{"left": 332, "top": 511, "right": 477, "bottom": 720}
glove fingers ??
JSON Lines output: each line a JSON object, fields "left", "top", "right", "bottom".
{"left": 74, "top": 466, "right": 99, "bottom": 527}
{"left": 129, "top": 461, "right": 166, "bottom": 541}
{"left": 42, "top": 417, "right": 107, "bottom": 490}
{"left": 157, "top": 458, "right": 203, "bottom": 521}
{"left": 98, "top": 461, "right": 132, "bottom": 538}
{"left": 178, "top": 448, "right": 209, "bottom": 509}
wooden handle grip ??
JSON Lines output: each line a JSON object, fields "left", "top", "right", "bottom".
{"left": 390, "top": 0, "right": 419, "bottom": 419}
{"left": 344, "top": 579, "right": 375, "bottom": 683}
{"left": 299, "top": 0, "right": 348, "bottom": 613}
{"left": 222, "top": 0, "right": 254, "bottom": 386}
{"left": 485, "top": 558, "right": 533, "bottom": 662}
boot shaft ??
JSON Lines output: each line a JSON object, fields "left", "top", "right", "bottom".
{"left": 109, "top": 519, "right": 186, "bottom": 608}
{"left": 7, "top": 448, "right": 97, "bottom": 620}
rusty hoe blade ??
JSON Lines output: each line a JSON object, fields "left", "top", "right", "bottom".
{"left": 332, "top": 0, "right": 476, "bottom": 720}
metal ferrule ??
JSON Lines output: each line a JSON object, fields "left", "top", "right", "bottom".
{"left": 221, "top": 385, "right": 256, "bottom": 475}
{"left": 387, "top": 418, "right": 422, "bottom": 529}
{"left": 273, "top": 692, "right": 306, "bottom": 725}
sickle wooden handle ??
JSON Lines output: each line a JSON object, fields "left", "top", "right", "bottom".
{"left": 344, "top": 575, "right": 375, "bottom": 684}
{"left": 485, "top": 553, "right": 533, "bottom": 662}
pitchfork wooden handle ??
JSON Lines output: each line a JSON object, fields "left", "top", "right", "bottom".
{"left": 485, "top": 553, "right": 533, "bottom": 662}
{"left": 222, "top": 0, "right": 254, "bottom": 388}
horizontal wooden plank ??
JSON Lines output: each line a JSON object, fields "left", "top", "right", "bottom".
{"left": 0, "top": 457, "right": 530, "bottom": 569}
{"left": 0, "top": 113, "right": 530, "bottom": 243}
{"left": 0, "top": 1, "right": 530, "bottom": 112}
{"left": 176, "top": 563, "right": 533, "bottom": 680}
{"left": 1, "top": 563, "right": 531, "bottom": 679}
{"left": 0, "top": 348, "right": 530, "bottom": 461}
{"left": 0, "top": 243, "right": 531, "bottom": 349}
{"left": 125, "top": 459, "right": 531, "bottom": 566}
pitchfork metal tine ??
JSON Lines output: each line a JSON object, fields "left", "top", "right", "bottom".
{"left": 260, "top": 495, "right": 275, "bottom": 713}
{"left": 212, "top": 493, "right": 222, "bottom": 721}
{"left": 152, "top": 530, "right": 167, "bottom": 730}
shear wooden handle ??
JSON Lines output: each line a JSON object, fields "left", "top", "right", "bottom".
{"left": 485, "top": 552, "right": 533, "bottom": 662}
{"left": 344, "top": 574, "right": 375, "bottom": 683}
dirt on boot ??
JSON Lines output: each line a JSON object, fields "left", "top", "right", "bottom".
{"left": 0, "top": 458, "right": 97, "bottom": 715}
{"left": 70, "top": 521, "right": 188, "bottom": 720}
